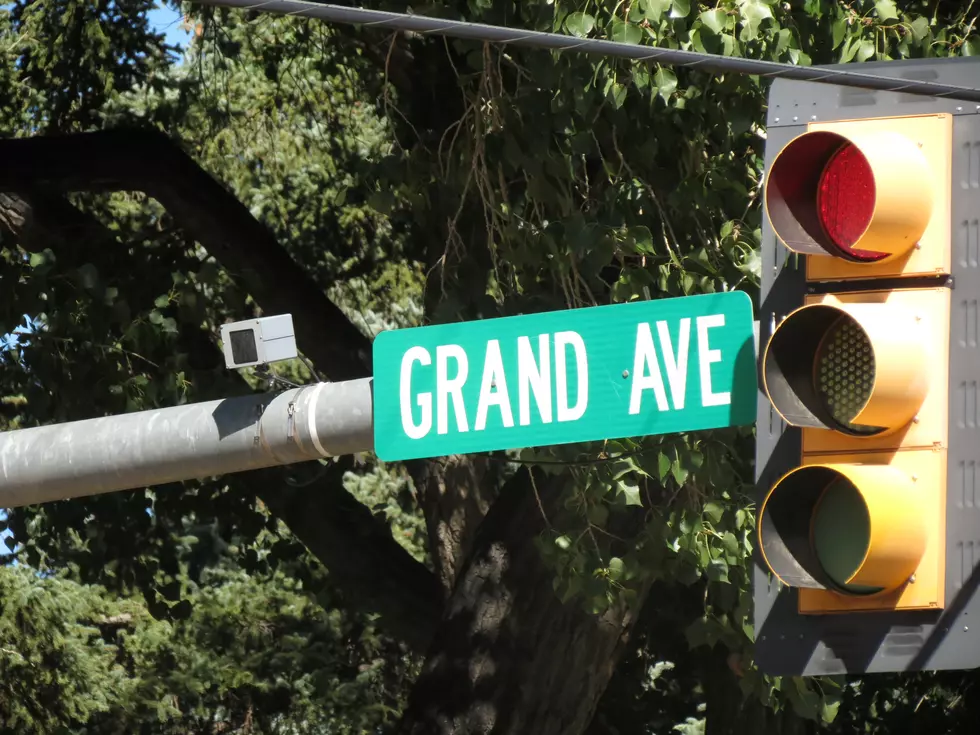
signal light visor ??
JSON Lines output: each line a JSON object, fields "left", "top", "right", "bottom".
{"left": 758, "top": 464, "right": 926, "bottom": 594}
{"left": 765, "top": 130, "right": 934, "bottom": 262}
{"left": 763, "top": 301, "right": 928, "bottom": 436}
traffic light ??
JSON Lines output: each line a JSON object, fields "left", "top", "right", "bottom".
{"left": 754, "top": 58, "right": 980, "bottom": 676}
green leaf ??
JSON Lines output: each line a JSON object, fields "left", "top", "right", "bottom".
{"left": 555, "top": 535, "right": 572, "bottom": 550}
{"left": 735, "top": 508, "right": 748, "bottom": 530}
{"left": 831, "top": 16, "right": 847, "bottom": 49}
{"left": 670, "top": 0, "right": 691, "bottom": 19}
{"left": 740, "top": 0, "right": 773, "bottom": 41}
{"left": 632, "top": 66, "right": 651, "bottom": 89}
{"left": 632, "top": 226, "right": 655, "bottom": 254}
{"left": 670, "top": 460, "right": 688, "bottom": 486}
{"left": 675, "top": 551, "right": 701, "bottom": 585}
{"left": 560, "top": 577, "right": 582, "bottom": 603}
{"left": 789, "top": 678, "right": 823, "bottom": 720}
{"left": 29, "top": 252, "right": 46, "bottom": 268}
{"left": 608, "top": 557, "right": 625, "bottom": 581}
{"left": 638, "top": 0, "right": 671, "bottom": 23}
{"left": 909, "top": 16, "right": 930, "bottom": 43}
{"left": 857, "top": 39, "right": 876, "bottom": 62}
{"left": 775, "top": 28, "right": 792, "bottom": 57}
{"left": 690, "top": 27, "right": 707, "bottom": 54}
{"left": 611, "top": 19, "right": 642, "bottom": 45}
{"left": 706, "top": 558, "right": 729, "bottom": 583}
{"left": 699, "top": 8, "right": 727, "bottom": 35}
{"left": 821, "top": 699, "right": 842, "bottom": 724}
{"left": 874, "top": 0, "right": 899, "bottom": 21}
{"left": 154, "top": 294, "right": 171, "bottom": 309}
{"left": 566, "top": 12, "right": 595, "bottom": 38}
{"left": 619, "top": 480, "right": 642, "bottom": 506}
{"left": 653, "top": 68, "right": 677, "bottom": 102}
{"left": 964, "top": 37, "right": 980, "bottom": 57}
{"left": 608, "top": 81, "right": 628, "bottom": 108}
{"left": 703, "top": 501, "right": 724, "bottom": 524}
{"left": 678, "top": 511, "right": 695, "bottom": 535}
{"left": 722, "top": 531, "right": 739, "bottom": 556}
{"left": 658, "top": 452, "right": 671, "bottom": 481}
{"left": 588, "top": 503, "right": 609, "bottom": 525}
{"left": 685, "top": 616, "right": 712, "bottom": 648}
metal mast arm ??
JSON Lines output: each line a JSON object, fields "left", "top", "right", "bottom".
{"left": 0, "top": 379, "right": 373, "bottom": 507}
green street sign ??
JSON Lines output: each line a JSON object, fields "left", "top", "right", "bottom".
{"left": 372, "top": 291, "right": 757, "bottom": 461}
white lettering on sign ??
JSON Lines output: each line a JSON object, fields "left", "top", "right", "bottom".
{"left": 436, "top": 344, "right": 469, "bottom": 434}
{"left": 397, "top": 330, "right": 591, "bottom": 440}
{"left": 555, "top": 331, "right": 588, "bottom": 422}
{"left": 659, "top": 319, "right": 690, "bottom": 410}
{"left": 475, "top": 339, "right": 514, "bottom": 431}
{"left": 631, "top": 317, "right": 727, "bottom": 414}
{"left": 517, "top": 334, "right": 552, "bottom": 426}
{"left": 697, "top": 314, "right": 731, "bottom": 407}
{"left": 400, "top": 346, "right": 432, "bottom": 439}
{"left": 628, "top": 323, "right": 669, "bottom": 414}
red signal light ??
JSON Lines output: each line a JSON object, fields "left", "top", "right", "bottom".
{"left": 816, "top": 143, "right": 885, "bottom": 262}
{"left": 765, "top": 128, "right": 934, "bottom": 265}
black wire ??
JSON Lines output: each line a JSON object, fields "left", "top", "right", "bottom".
{"left": 198, "top": 0, "right": 980, "bottom": 103}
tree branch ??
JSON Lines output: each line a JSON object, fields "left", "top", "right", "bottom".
{"left": 0, "top": 189, "right": 441, "bottom": 653}
{"left": 253, "top": 458, "right": 440, "bottom": 652}
{"left": 0, "top": 129, "right": 372, "bottom": 381}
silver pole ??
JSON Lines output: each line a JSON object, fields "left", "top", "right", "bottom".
{"left": 0, "top": 378, "right": 374, "bottom": 507}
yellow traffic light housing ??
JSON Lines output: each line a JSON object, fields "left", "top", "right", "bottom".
{"left": 755, "top": 74, "right": 960, "bottom": 640}
{"left": 764, "top": 288, "right": 950, "bottom": 455}
{"left": 754, "top": 59, "right": 980, "bottom": 678}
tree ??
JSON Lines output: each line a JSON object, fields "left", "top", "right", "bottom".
{"left": 4, "top": 1, "right": 980, "bottom": 733}
{"left": 1, "top": 2, "right": 425, "bottom": 730}
{"left": 0, "top": 544, "right": 418, "bottom": 734}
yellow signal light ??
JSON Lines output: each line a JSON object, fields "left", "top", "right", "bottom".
{"left": 763, "top": 298, "right": 928, "bottom": 437}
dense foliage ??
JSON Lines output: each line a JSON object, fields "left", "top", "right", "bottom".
{"left": 0, "top": 552, "right": 416, "bottom": 733}
{"left": 2, "top": 0, "right": 980, "bottom": 733}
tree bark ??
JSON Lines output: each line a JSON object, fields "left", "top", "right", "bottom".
{"left": 398, "top": 468, "right": 651, "bottom": 734}
{"left": 409, "top": 455, "right": 495, "bottom": 596}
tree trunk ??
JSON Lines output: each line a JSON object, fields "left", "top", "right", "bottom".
{"left": 410, "top": 454, "right": 495, "bottom": 596}
{"left": 398, "top": 468, "right": 650, "bottom": 734}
